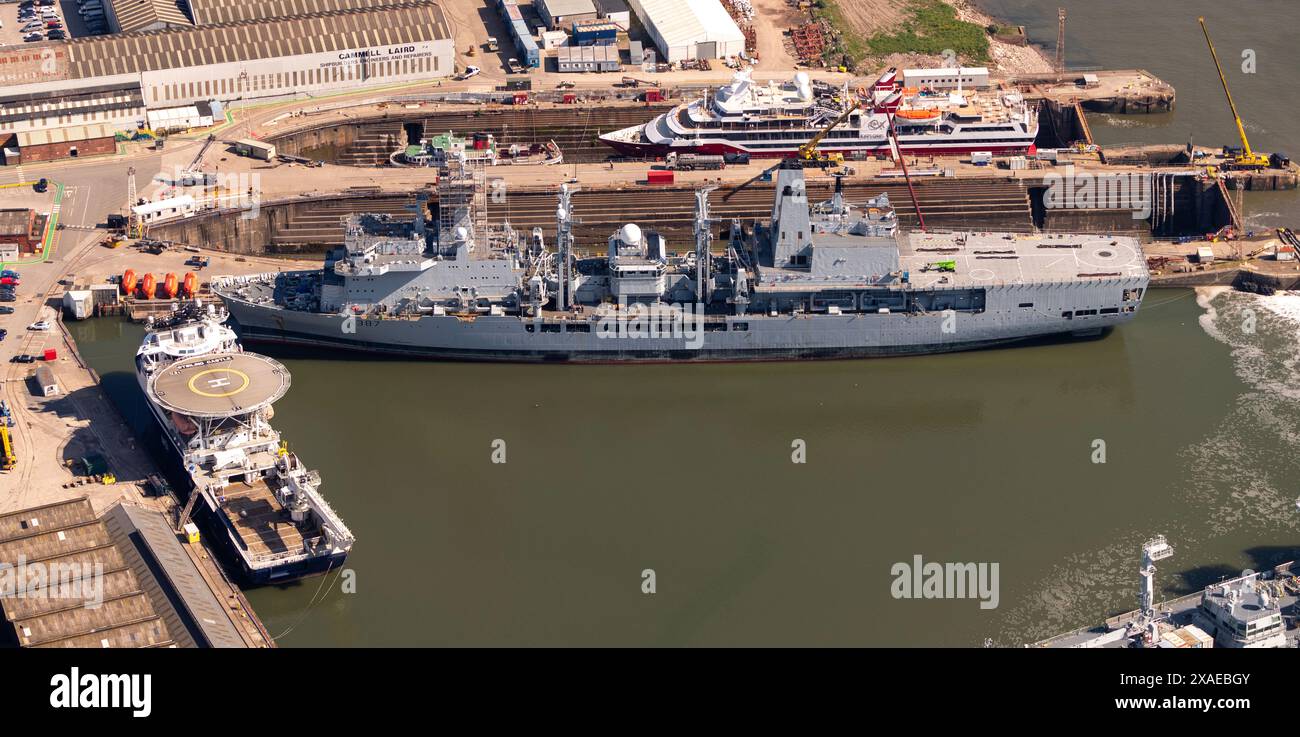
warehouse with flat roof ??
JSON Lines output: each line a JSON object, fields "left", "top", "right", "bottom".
{"left": 627, "top": 0, "right": 744, "bottom": 62}
{"left": 0, "top": 0, "right": 455, "bottom": 156}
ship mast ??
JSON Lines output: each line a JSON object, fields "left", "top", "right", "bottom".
{"left": 555, "top": 184, "right": 576, "bottom": 311}
{"left": 693, "top": 185, "right": 718, "bottom": 305}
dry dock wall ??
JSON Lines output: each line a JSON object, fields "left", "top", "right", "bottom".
{"left": 145, "top": 175, "right": 1235, "bottom": 256}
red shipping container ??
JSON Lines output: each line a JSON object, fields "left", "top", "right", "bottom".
{"left": 646, "top": 170, "right": 674, "bottom": 185}
{"left": 43, "top": 348, "right": 57, "bottom": 361}
{"left": 512, "top": 92, "right": 529, "bottom": 105}
{"left": 644, "top": 89, "right": 662, "bottom": 103}
{"left": 562, "top": 93, "right": 576, "bottom": 104}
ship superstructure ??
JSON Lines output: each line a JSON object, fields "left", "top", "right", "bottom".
{"left": 214, "top": 164, "right": 1147, "bottom": 362}
{"left": 599, "top": 67, "right": 1038, "bottom": 159}
{"left": 135, "top": 301, "right": 354, "bottom": 583}
{"left": 1036, "top": 534, "right": 1300, "bottom": 649}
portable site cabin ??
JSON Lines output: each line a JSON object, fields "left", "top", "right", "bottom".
{"left": 34, "top": 365, "right": 58, "bottom": 397}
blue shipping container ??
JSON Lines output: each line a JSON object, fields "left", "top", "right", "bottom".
{"left": 571, "top": 22, "right": 618, "bottom": 45}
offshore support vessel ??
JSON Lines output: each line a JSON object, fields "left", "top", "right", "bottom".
{"left": 135, "top": 301, "right": 354, "bottom": 583}
{"left": 213, "top": 164, "right": 1149, "bottom": 362}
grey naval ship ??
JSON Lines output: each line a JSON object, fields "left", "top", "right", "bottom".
{"left": 213, "top": 165, "right": 1150, "bottom": 361}
{"left": 136, "top": 301, "right": 354, "bottom": 583}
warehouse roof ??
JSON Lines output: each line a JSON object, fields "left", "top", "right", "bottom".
{"left": 0, "top": 209, "right": 31, "bottom": 237}
{"left": 110, "top": 0, "right": 195, "bottom": 34}
{"left": 0, "top": 498, "right": 175, "bottom": 648}
{"left": 541, "top": 0, "right": 598, "bottom": 16}
{"left": 32, "top": 1, "right": 450, "bottom": 80}
{"left": 188, "top": 0, "right": 415, "bottom": 25}
{"left": 102, "top": 503, "right": 246, "bottom": 649}
{"left": 632, "top": 0, "right": 743, "bottom": 47}
{"left": 16, "top": 123, "right": 115, "bottom": 148}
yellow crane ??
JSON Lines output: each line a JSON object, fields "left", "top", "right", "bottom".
{"left": 797, "top": 96, "right": 859, "bottom": 166}
{"left": 1198, "top": 16, "right": 1271, "bottom": 169}
{"left": 0, "top": 427, "right": 15, "bottom": 471}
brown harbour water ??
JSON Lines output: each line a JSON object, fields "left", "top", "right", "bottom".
{"left": 68, "top": 0, "right": 1300, "bottom": 645}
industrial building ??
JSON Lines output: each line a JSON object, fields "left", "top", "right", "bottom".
{"left": 0, "top": 209, "right": 37, "bottom": 252}
{"left": 6, "top": 124, "right": 117, "bottom": 165}
{"left": 0, "top": 498, "right": 249, "bottom": 648}
{"left": 627, "top": 0, "right": 744, "bottom": 62}
{"left": 595, "top": 0, "right": 632, "bottom": 29}
{"left": 557, "top": 44, "right": 621, "bottom": 72}
{"left": 901, "top": 67, "right": 990, "bottom": 90}
{"left": 538, "top": 0, "right": 599, "bottom": 30}
{"left": 0, "top": 0, "right": 456, "bottom": 163}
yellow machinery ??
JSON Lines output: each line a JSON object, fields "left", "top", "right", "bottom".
{"left": 0, "top": 427, "right": 14, "bottom": 471}
{"left": 797, "top": 96, "right": 859, "bottom": 166}
{"left": 1198, "top": 16, "right": 1272, "bottom": 169}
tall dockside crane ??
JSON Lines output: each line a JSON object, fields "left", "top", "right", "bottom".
{"left": 1198, "top": 16, "right": 1272, "bottom": 170}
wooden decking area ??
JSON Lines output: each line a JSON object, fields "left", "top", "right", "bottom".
{"left": 219, "top": 479, "right": 307, "bottom": 560}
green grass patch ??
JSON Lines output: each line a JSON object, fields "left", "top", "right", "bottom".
{"left": 865, "top": 0, "right": 990, "bottom": 63}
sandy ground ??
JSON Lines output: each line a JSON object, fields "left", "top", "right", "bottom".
{"left": 749, "top": 0, "right": 802, "bottom": 71}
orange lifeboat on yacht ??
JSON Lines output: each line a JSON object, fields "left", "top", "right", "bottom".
{"left": 895, "top": 107, "right": 942, "bottom": 123}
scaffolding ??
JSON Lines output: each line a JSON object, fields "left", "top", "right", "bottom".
{"left": 436, "top": 157, "right": 488, "bottom": 253}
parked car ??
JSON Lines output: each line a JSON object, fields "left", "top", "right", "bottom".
{"left": 0, "top": 277, "right": 18, "bottom": 287}
{"left": 0, "top": 294, "right": 16, "bottom": 303}
{"left": 3, "top": 270, "right": 20, "bottom": 279}
{"left": 0, "top": 329, "right": 7, "bottom": 341}
{"left": 9, "top": 355, "right": 35, "bottom": 363}
{"left": 47, "top": 29, "right": 64, "bottom": 39}
{"left": 0, "top": 306, "right": 14, "bottom": 315}
{"left": 27, "top": 320, "right": 50, "bottom": 331}
{"left": 23, "top": 33, "right": 43, "bottom": 42}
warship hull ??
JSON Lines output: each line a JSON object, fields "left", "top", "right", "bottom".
{"left": 221, "top": 284, "right": 1138, "bottom": 363}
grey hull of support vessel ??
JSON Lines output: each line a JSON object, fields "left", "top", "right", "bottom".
{"left": 222, "top": 295, "right": 1129, "bottom": 362}
{"left": 214, "top": 164, "right": 1150, "bottom": 363}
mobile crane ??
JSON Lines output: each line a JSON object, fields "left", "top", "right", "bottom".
{"left": 1198, "top": 16, "right": 1272, "bottom": 170}
{"left": 796, "top": 96, "right": 858, "bottom": 167}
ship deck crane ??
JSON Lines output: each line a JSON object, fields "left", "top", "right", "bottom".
{"left": 1198, "top": 16, "right": 1272, "bottom": 169}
